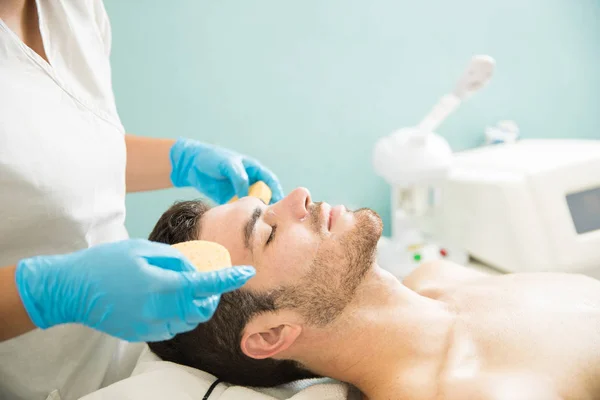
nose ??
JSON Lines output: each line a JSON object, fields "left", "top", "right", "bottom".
{"left": 270, "top": 187, "right": 311, "bottom": 220}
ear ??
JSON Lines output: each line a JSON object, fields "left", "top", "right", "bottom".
{"left": 241, "top": 314, "right": 302, "bottom": 360}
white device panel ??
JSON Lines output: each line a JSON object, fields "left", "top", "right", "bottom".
{"left": 436, "top": 139, "right": 600, "bottom": 274}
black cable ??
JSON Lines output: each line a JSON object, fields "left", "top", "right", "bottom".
{"left": 202, "top": 378, "right": 223, "bottom": 400}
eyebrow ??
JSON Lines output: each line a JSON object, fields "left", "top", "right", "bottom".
{"left": 244, "top": 207, "right": 263, "bottom": 253}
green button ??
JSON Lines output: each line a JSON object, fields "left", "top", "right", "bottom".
{"left": 413, "top": 253, "right": 421, "bottom": 262}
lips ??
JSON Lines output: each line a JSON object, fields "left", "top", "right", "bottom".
{"left": 328, "top": 205, "right": 346, "bottom": 231}
{"left": 319, "top": 203, "right": 332, "bottom": 231}
{"left": 315, "top": 203, "right": 345, "bottom": 232}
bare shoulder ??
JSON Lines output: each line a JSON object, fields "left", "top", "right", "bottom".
{"left": 441, "top": 371, "right": 563, "bottom": 400}
{"left": 403, "top": 260, "right": 489, "bottom": 297}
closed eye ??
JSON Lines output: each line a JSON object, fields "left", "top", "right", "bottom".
{"left": 266, "top": 225, "right": 277, "bottom": 246}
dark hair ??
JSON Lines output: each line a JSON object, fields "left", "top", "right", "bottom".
{"left": 147, "top": 200, "right": 318, "bottom": 387}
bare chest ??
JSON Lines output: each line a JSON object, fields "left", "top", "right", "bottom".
{"left": 439, "top": 274, "right": 600, "bottom": 399}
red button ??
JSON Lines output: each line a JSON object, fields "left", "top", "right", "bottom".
{"left": 440, "top": 248, "right": 448, "bottom": 257}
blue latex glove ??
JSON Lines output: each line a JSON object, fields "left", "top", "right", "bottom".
{"left": 170, "top": 137, "right": 284, "bottom": 204}
{"left": 15, "top": 239, "right": 255, "bottom": 342}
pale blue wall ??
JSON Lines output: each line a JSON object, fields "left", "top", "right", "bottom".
{"left": 104, "top": 0, "right": 600, "bottom": 238}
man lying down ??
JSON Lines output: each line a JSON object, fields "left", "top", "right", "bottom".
{"left": 147, "top": 187, "right": 600, "bottom": 400}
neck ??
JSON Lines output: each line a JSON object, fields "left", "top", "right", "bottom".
{"left": 0, "top": 0, "right": 47, "bottom": 62}
{"left": 0, "top": 0, "right": 28, "bottom": 20}
{"left": 289, "top": 266, "right": 454, "bottom": 400}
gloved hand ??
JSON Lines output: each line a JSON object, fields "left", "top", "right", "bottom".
{"left": 15, "top": 239, "right": 255, "bottom": 342}
{"left": 169, "top": 137, "right": 284, "bottom": 204}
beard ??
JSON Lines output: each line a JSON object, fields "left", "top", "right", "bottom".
{"left": 272, "top": 207, "right": 383, "bottom": 326}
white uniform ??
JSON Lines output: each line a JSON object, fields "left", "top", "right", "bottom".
{"left": 0, "top": 1, "right": 141, "bottom": 399}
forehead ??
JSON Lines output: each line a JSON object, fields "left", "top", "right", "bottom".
{"left": 199, "top": 197, "right": 258, "bottom": 267}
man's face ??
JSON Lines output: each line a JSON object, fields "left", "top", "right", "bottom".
{"left": 198, "top": 187, "right": 383, "bottom": 325}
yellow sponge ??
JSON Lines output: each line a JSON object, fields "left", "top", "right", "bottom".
{"left": 172, "top": 240, "right": 232, "bottom": 272}
{"left": 228, "top": 181, "right": 272, "bottom": 204}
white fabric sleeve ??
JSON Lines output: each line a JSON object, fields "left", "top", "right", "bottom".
{"left": 92, "top": 0, "right": 112, "bottom": 56}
